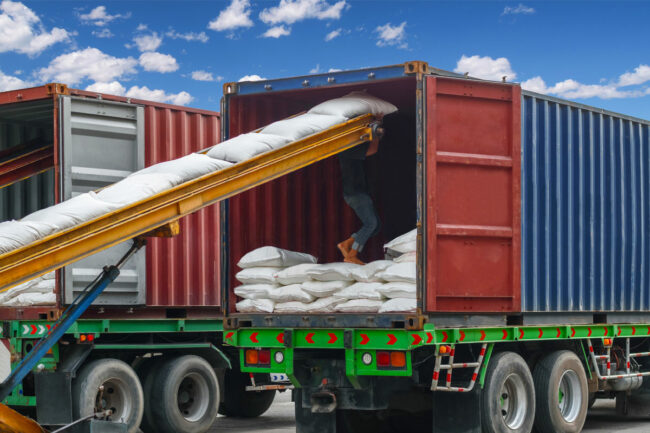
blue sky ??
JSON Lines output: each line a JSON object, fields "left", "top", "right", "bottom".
{"left": 1, "top": 1, "right": 649, "bottom": 119}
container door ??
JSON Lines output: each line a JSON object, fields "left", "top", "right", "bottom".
{"left": 424, "top": 76, "right": 521, "bottom": 312}
{"left": 59, "top": 96, "right": 146, "bottom": 305}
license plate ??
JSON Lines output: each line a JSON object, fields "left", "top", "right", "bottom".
{"left": 270, "top": 373, "right": 289, "bottom": 382}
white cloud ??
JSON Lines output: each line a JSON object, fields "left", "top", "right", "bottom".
{"left": 239, "top": 74, "right": 266, "bottom": 82}
{"left": 328, "top": 68, "right": 342, "bottom": 72}
{"left": 136, "top": 23, "right": 148, "bottom": 31}
{"left": 38, "top": 47, "right": 138, "bottom": 85}
{"left": 618, "top": 64, "right": 650, "bottom": 87}
{"left": 125, "top": 86, "right": 193, "bottom": 105}
{"left": 262, "top": 25, "right": 291, "bottom": 38}
{"left": 138, "top": 52, "right": 178, "bottom": 73}
{"left": 0, "top": 0, "right": 71, "bottom": 56}
{"left": 85, "top": 81, "right": 127, "bottom": 95}
{"left": 521, "top": 76, "right": 648, "bottom": 99}
{"left": 79, "top": 5, "right": 130, "bottom": 26}
{"left": 209, "top": 0, "right": 253, "bottom": 32}
{"left": 310, "top": 64, "right": 320, "bottom": 74}
{"left": 324, "top": 28, "right": 341, "bottom": 41}
{"left": 0, "top": 69, "right": 32, "bottom": 91}
{"left": 92, "top": 28, "right": 113, "bottom": 38}
{"left": 259, "top": 0, "right": 347, "bottom": 25}
{"left": 133, "top": 32, "right": 162, "bottom": 52}
{"left": 375, "top": 22, "right": 407, "bottom": 49}
{"left": 454, "top": 54, "right": 517, "bottom": 81}
{"left": 191, "top": 70, "right": 223, "bottom": 82}
{"left": 502, "top": 4, "right": 535, "bottom": 15}
{"left": 165, "top": 29, "right": 209, "bottom": 43}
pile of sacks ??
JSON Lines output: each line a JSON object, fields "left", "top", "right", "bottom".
{"left": 235, "top": 229, "right": 417, "bottom": 314}
{"left": 0, "top": 272, "right": 56, "bottom": 306}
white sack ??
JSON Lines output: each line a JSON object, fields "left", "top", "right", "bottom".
{"left": 301, "top": 280, "right": 351, "bottom": 298}
{"left": 377, "top": 282, "right": 416, "bottom": 299}
{"left": 3, "top": 292, "right": 56, "bottom": 306}
{"left": 274, "top": 301, "right": 311, "bottom": 313}
{"left": 393, "top": 251, "right": 416, "bottom": 263}
{"left": 207, "top": 133, "right": 290, "bottom": 163}
{"left": 377, "top": 262, "right": 416, "bottom": 284}
{"left": 379, "top": 298, "right": 417, "bottom": 313}
{"left": 384, "top": 229, "right": 417, "bottom": 254}
{"left": 334, "top": 299, "right": 383, "bottom": 313}
{"left": 261, "top": 113, "right": 346, "bottom": 142}
{"left": 135, "top": 153, "right": 232, "bottom": 183}
{"left": 307, "top": 263, "right": 360, "bottom": 282}
{"left": 334, "top": 282, "right": 385, "bottom": 300}
{"left": 22, "top": 193, "right": 118, "bottom": 232}
{"left": 95, "top": 173, "right": 182, "bottom": 207}
{"left": 234, "top": 284, "right": 278, "bottom": 300}
{"left": 0, "top": 220, "right": 58, "bottom": 254}
{"left": 275, "top": 263, "right": 318, "bottom": 284}
{"left": 306, "top": 296, "right": 346, "bottom": 313}
{"left": 236, "top": 267, "right": 282, "bottom": 284}
{"left": 238, "top": 246, "right": 317, "bottom": 269}
{"left": 349, "top": 260, "right": 394, "bottom": 282}
{"left": 267, "top": 284, "right": 315, "bottom": 303}
{"left": 308, "top": 91, "right": 398, "bottom": 118}
{"left": 236, "top": 298, "right": 275, "bottom": 313}
{"left": 0, "top": 274, "right": 55, "bottom": 304}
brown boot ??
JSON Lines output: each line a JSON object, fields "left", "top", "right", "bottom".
{"left": 337, "top": 237, "right": 354, "bottom": 259}
{"left": 344, "top": 249, "right": 365, "bottom": 265}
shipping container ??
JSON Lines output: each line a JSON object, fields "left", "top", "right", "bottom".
{"left": 0, "top": 84, "right": 222, "bottom": 319}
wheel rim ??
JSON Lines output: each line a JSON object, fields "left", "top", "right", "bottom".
{"left": 558, "top": 370, "right": 582, "bottom": 423}
{"left": 499, "top": 373, "right": 528, "bottom": 429}
{"left": 177, "top": 372, "right": 210, "bottom": 422}
{"left": 95, "top": 378, "right": 133, "bottom": 423}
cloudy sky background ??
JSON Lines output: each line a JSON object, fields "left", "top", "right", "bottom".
{"left": 1, "top": 1, "right": 649, "bottom": 119}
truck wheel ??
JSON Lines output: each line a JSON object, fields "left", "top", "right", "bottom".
{"left": 72, "top": 358, "right": 144, "bottom": 433}
{"left": 135, "top": 356, "right": 165, "bottom": 433}
{"left": 149, "top": 355, "right": 219, "bottom": 433}
{"left": 533, "top": 350, "right": 588, "bottom": 433}
{"left": 218, "top": 363, "right": 275, "bottom": 417}
{"left": 481, "top": 351, "right": 535, "bottom": 433}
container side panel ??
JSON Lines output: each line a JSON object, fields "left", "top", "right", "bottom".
{"left": 521, "top": 92, "right": 650, "bottom": 312}
{"left": 144, "top": 106, "right": 222, "bottom": 307}
{"left": 426, "top": 77, "right": 521, "bottom": 312}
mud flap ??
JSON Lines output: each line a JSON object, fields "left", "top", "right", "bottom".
{"left": 432, "top": 388, "right": 482, "bottom": 433}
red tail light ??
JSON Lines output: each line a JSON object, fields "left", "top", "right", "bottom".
{"left": 258, "top": 349, "right": 271, "bottom": 365}
{"left": 377, "top": 351, "right": 391, "bottom": 367}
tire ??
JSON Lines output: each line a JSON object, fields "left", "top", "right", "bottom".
{"left": 135, "top": 356, "right": 165, "bottom": 433}
{"left": 533, "top": 350, "right": 588, "bottom": 433}
{"left": 72, "top": 358, "right": 144, "bottom": 433}
{"left": 149, "top": 355, "right": 220, "bottom": 433}
{"left": 218, "top": 362, "right": 275, "bottom": 418}
{"left": 481, "top": 351, "right": 535, "bottom": 433}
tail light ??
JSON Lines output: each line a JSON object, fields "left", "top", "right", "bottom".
{"left": 245, "top": 349, "right": 271, "bottom": 366}
{"left": 377, "top": 351, "right": 407, "bottom": 369}
{"left": 78, "top": 334, "right": 95, "bottom": 343}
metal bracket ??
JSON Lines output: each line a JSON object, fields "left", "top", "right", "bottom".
{"left": 223, "top": 82, "right": 238, "bottom": 95}
{"left": 404, "top": 61, "right": 429, "bottom": 75}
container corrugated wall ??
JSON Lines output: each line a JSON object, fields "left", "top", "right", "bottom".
{"left": 522, "top": 92, "right": 650, "bottom": 312}
{"left": 144, "top": 106, "right": 222, "bottom": 307}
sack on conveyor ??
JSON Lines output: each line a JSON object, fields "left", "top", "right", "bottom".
{"left": 260, "top": 113, "right": 347, "bottom": 142}
{"left": 305, "top": 296, "right": 346, "bottom": 313}
{"left": 236, "top": 298, "right": 275, "bottom": 313}
{"left": 349, "top": 260, "right": 393, "bottom": 282}
{"left": 275, "top": 263, "right": 318, "bottom": 284}
{"left": 335, "top": 299, "right": 383, "bottom": 313}
{"left": 95, "top": 173, "right": 183, "bottom": 207}
{"left": 379, "top": 297, "right": 417, "bottom": 313}
{"left": 377, "top": 262, "right": 416, "bottom": 284}
{"left": 0, "top": 220, "right": 58, "bottom": 254}
{"left": 134, "top": 153, "right": 232, "bottom": 183}
{"left": 377, "top": 282, "right": 416, "bottom": 299}
{"left": 236, "top": 267, "right": 282, "bottom": 285}
{"left": 384, "top": 229, "right": 417, "bottom": 254}
{"left": 237, "top": 246, "right": 317, "bottom": 269}
{"left": 207, "top": 133, "right": 290, "bottom": 163}
{"left": 333, "top": 282, "right": 385, "bottom": 300}
{"left": 308, "top": 91, "right": 398, "bottom": 118}
{"left": 22, "top": 193, "right": 118, "bottom": 232}
{"left": 266, "top": 284, "right": 315, "bottom": 303}
{"left": 234, "top": 284, "right": 278, "bottom": 300}
{"left": 301, "top": 280, "right": 351, "bottom": 298}
{"left": 307, "top": 263, "right": 360, "bottom": 282}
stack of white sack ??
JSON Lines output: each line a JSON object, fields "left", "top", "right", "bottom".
{"left": 0, "top": 272, "right": 56, "bottom": 306}
{"left": 0, "top": 92, "right": 397, "bottom": 256}
{"left": 234, "top": 231, "right": 417, "bottom": 314}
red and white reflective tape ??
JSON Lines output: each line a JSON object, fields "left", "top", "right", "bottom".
{"left": 431, "top": 343, "right": 488, "bottom": 393}
{"left": 586, "top": 338, "right": 650, "bottom": 381}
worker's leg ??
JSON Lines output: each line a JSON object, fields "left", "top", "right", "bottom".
{"left": 345, "top": 192, "right": 381, "bottom": 253}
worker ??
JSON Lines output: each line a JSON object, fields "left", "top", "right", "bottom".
{"left": 337, "top": 134, "right": 381, "bottom": 265}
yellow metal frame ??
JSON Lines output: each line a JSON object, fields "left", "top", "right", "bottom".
{"left": 0, "top": 114, "right": 377, "bottom": 292}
